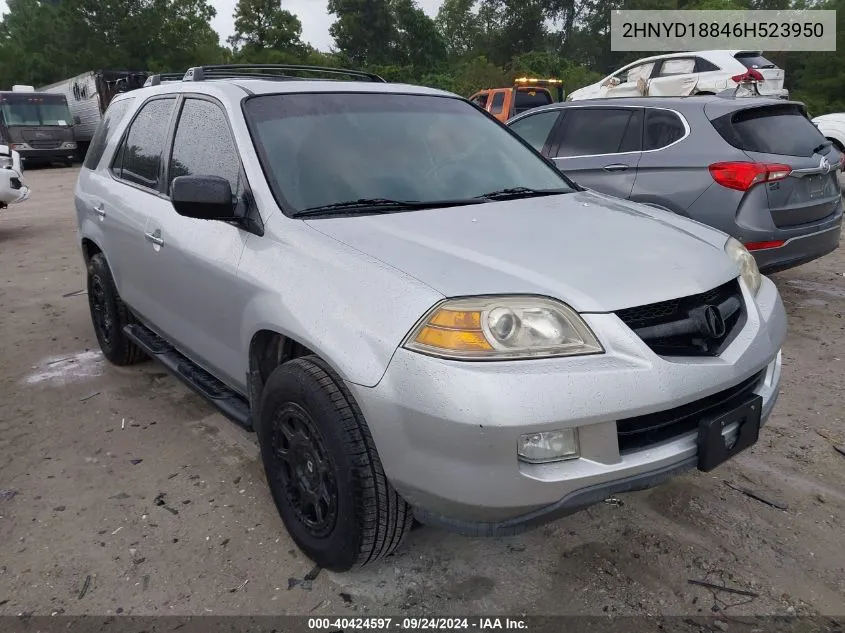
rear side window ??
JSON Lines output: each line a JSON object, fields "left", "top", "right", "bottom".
{"left": 490, "top": 92, "right": 506, "bottom": 114}
{"left": 168, "top": 98, "right": 241, "bottom": 196}
{"left": 84, "top": 98, "right": 132, "bottom": 170}
{"left": 509, "top": 110, "right": 560, "bottom": 151}
{"left": 112, "top": 97, "right": 176, "bottom": 190}
{"left": 644, "top": 109, "right": 686, "bottom": 150}
{"left": 658, "top": 58, "right": 695, "bottom": 76}
{"left": 554, "top": 108, "right": 636, "bottom": 157}
{"left": 711, "top": 104, "right": 825, "bottom": 157}
{"left": 734, "top": 53, "right": 777, "bottom": 69}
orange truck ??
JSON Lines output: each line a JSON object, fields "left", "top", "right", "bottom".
{"left": 469, "top": 78, "right": 564, "bottom": 123}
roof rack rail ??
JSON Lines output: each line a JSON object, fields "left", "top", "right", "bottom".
{"left": 182, "top": 64, "right": 386, "bottom": 83}
{"left": 144, "top": 72, "right": 189, "bottom": 87}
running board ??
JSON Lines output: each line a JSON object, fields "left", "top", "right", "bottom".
{"left": 124, "top": 323, "right": 253, "bottom": 431}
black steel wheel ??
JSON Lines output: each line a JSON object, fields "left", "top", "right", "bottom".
{"left": 257, "top": 355, "right": 412, "bottom": 571}
{"left": 86, "top": 253, "right": 146, "bottom": 366}
{"left": 270, "top": 403, "right": 338, "bottom": 537}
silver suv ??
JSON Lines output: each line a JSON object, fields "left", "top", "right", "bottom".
{"left": 74, "top": 65, "right": 786, "bottom": 571}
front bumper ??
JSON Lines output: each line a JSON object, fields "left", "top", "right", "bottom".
{"left": 347, "top": 276, "right": 786, "bottom": 534}
{"left": 16, "top": 146, "right": 76, "bottom": 163}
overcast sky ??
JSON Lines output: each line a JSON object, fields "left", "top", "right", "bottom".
{"left": 0, "top": 0, "right": 445, "bottom": 52}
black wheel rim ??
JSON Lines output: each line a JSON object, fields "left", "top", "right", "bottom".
{"left": 271, "top": 403, "right": 338, "bottom": 537}
{"left": 90, "top": 274, "right": 113, "bottom": 347}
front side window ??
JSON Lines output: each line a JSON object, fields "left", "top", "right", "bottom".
{"left": 84, "top": 98, "right": 133, "bottom": 170}
{"left": 625, "top": 62, "right": 655, "bottom": 84}
{"left": 112, "top": 97, "right": 176, "bottom": 190}
{"left": 244, "top": 92, "right": 573, "bottom": 214}
{"left": 509, "top": 110, "right": 560, "bottom": 151}
{"left": 554, "top": 108, "right": 636, "bottom": 157}
{"left": 168, "top": 98, "right": 240, "bottom": 195}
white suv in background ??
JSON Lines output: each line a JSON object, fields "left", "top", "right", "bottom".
{"left": 567, "top": 50, "right": 788, "bottom": 101}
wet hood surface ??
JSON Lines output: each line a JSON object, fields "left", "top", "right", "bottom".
{"left": 306, "top": 190, "right": 739, "bottom": 312}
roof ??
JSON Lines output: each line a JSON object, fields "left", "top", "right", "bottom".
{"left": 620, "top": 50, "right": 762, "bottom": 66}
{"left": 120, "top": 77, "right": 457, "bottom": 100}
{"left": 506, "top": 94, "right": 803, "bottom": 122}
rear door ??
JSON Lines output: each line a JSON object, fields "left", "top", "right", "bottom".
{"left": 546, "top": 106, "right": 643, "bottom": 198}
{"left": 733, "top": 52, "right": 785, "bottom": 95}
{"left": 710, "top": 102, "right": 842, "bottom": 228}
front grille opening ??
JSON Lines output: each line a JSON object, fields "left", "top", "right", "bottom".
{"left": 616, "top": 370, "right": 765, "bottom": 453}
{"left": 615, "top": 279, "right": 746, "bottom": 357}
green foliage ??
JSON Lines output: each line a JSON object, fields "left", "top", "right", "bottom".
{"left": 228, "top": 0, "right": 304, "bottom": 55}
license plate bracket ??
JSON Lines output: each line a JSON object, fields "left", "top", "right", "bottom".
{"left": 697, "top": 395, "right": 763, "bottom": 472}
{"left": 807, "top": 174, "right": 826, "bottom": 199}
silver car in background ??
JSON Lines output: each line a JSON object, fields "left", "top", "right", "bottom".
{"left": 74, "top": 67, "right": 786, "bottom": 571}
{"left": 508, "top": 96, "right": 842, "bottom": 273}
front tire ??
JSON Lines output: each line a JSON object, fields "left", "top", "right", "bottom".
{"left": 86, "top": 253, "right": 146, "bottom": 366}
{"left": 257, "top": 356, "right": 412, "bottom": 571}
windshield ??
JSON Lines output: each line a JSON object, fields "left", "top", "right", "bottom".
{"left": 0, "top": 94, "right": 72, "bottom": 127}
{"left": 244, "top": 92, "right": 573, "bottom": 214}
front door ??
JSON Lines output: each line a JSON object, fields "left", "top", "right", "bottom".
{"left": 548, "top": 106, "right": 643, "bottom": 198}
{"left": 138, "top": 96, "right": 254, "bottom": 390}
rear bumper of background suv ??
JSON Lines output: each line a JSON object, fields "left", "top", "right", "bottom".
{"left": 750, "top": 220, "right": 842, "bottom": 274}
{"left": 346, "top": 276, "right": 786, "bottom": 535}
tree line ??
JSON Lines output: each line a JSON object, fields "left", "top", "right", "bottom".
{"left": 1, "top": 0, "right": 842, "bottom": 115}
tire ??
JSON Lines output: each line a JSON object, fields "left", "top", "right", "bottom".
{"left": 86, "top": 253, "right": 146, "bottom": 366}
{"left": 257, "top": 355, "right": 412, "bottom": 571}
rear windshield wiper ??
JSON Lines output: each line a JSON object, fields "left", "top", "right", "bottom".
{"left": 813, "top": 140, "right": 833, "bottom": 154}
{"left": 294, "top": 197, "right": 485, "bottom": 218}
{"left": 475, "top": 186, "right": 572, "bottom": 201}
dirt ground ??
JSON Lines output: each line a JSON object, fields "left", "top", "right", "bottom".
{"left": 1, "top": 166, "right": 844, "bottom": 619}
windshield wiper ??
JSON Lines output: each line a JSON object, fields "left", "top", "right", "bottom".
{"left": 295, "top": 197, "right": 485, "bottom": 218}
{"left": 475, "top": 186, "right": 572, "bottom": 201}
{"left": 813, "top": 140, "right": 833, "bottom": 154}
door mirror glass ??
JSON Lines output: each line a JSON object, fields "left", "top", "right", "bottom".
{"left": 604, "top": 76, "right": 622, "bottom": 87}
{"left": 171, "top": 175, "right": 236, "bottom": 221}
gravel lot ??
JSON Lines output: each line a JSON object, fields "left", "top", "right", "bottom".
{"left": 1, "top": 166, "right": 844, "bottom": 619}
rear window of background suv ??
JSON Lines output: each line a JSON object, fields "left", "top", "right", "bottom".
{"left": 710, "top": 104, "right": 826, "bottom": 157}
{"left": 734, "top": 53, "right": 777, "bottom": 69}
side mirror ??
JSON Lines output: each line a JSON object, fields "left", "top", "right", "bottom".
{"left": 603, "top": 76, "right": 621, "bottom": 88}
{"left": 171, "top": 175, "right": 236, "bottom": 221}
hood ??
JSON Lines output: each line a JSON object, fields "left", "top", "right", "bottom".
{"left": 17, "top": 126, "right": 73, "bottom": 143}
{"left": 305, "top": 191, "right": 739, "bottom": 313}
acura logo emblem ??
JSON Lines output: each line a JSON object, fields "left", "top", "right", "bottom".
{"left": 697, "top": 305, "right": 727, "bottom": 339}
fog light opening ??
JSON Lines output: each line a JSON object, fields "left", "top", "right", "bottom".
{"left": 518, "top": 429, "right": 580, "bottom": 463}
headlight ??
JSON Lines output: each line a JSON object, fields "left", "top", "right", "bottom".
{"left": 725, "top": 237, "right": 761, "bottom": 295}
{"left": 403, "top": 296, "right": 604, "bottom": 360}
{"left": 0, "top": 155, "right": 12, "bottom": 169}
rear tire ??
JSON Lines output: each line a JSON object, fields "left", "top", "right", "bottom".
{"left": 86, "top": 253, "right": 146, "bottom": 366}
{"left": 257, "top": 355, "right": 412, "bottom": 571}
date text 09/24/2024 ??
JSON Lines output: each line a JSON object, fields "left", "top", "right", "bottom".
{"left": 307, "top": 617, "right": 528, "bottom": 630}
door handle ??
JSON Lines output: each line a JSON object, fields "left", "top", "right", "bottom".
{"left": 93, "top": 203, "right": 106, "bottom": 218}
{"left": 144, "top": 231, "right": 164, "bottom": 247}
{"left": 603, "top": 164, "right": 629, "bottom": 172}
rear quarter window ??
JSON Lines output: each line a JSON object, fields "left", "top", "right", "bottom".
{"left": 83, "top": 98, "right": 132, "bottom": 170}
{"left": 711, "top": 104, "right": 825, "bottom": 157}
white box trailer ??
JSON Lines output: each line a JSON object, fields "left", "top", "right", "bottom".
{"left": 39, "top": 70, "right": 148, "bottom": 158}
